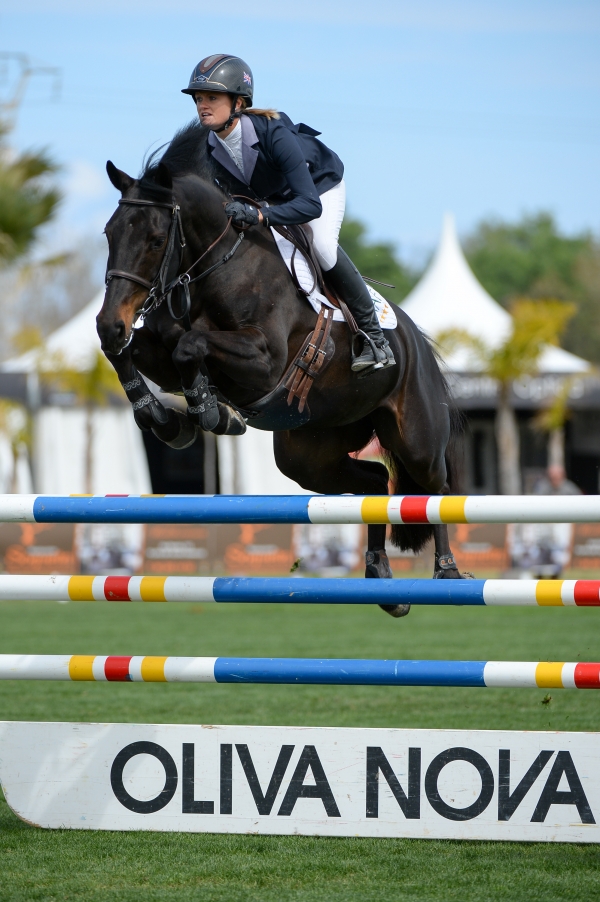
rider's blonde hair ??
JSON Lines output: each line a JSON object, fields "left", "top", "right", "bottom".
{"left": 239, "top": 97, "right": 280, "bottom": 120}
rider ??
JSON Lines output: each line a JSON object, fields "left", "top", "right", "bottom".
{"left": 181, "top": 54, "right": 395, "bottom": 374}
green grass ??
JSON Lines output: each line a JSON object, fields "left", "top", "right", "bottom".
{"left": 0, "top": 599, "right": 599, "bottom": 901}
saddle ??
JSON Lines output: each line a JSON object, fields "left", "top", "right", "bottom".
{"left": 223, "top": 199, "right": 358, "bottom": 429}
{"left": 272, "top": 222, "right": 360, "bottom": 335}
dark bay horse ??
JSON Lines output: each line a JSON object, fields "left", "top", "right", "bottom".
{"left": 97, "top": 122, "right": 468, "bottom": 615}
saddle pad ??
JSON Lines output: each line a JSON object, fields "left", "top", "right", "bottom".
{"left": 271, "top": 229, "right": 397, "bottom": 330}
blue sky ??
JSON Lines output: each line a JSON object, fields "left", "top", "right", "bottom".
{"left": 2, "top": 0, "right": 599, "bottom": 265}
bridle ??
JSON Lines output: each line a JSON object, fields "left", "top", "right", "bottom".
{"left": 105, "top": 196, "right": 245, "bottom": 337}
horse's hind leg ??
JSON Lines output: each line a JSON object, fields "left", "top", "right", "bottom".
{"left": 432, "top": 525, "right": 462, "bottom": 579}
{"left": 364, "top": 523, "right": 410, "bottom": 617}
{"left": 372, "top": 401, "right": 470, "bottom": 581}
{"left": 274, "top": 422, "right": 409, "bottom": 619}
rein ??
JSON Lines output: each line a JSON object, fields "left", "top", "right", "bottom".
{"left": 105, "top": 197, "right": 244, "bottom": 333}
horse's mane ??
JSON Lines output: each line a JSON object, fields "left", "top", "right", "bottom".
{"left": 139, "top": 120, "right": 241, "bottom": 197}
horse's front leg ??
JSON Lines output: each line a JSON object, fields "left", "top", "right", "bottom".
{"left": 172, "top": 327, "right": 275, "bottom": 435}
{"left": 104, "top": 328, "right": 197, "bottom": 449}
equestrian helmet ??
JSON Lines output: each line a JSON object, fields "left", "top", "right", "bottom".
{"left": 181, "top": 54, "right": 254, "bottom": 105}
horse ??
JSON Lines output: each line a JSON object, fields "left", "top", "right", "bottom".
{"left": 97, "top": 121, "right": 469, "bottom": 616}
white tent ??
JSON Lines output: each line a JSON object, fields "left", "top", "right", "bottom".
{"left": 3, "top": 293, "right": 105, "bottom": 375}
{"left": 1, "top": 291, "right": 152, "bottom": 495}
{"left": 218, "top": 431, "right": 308, "bottom": 495}
{"left": 401, "top": 214, "right": 589, "bottom": 374}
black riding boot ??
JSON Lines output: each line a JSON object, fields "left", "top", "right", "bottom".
{"left": 325, "top": 247, "right": 396, "bottom": 373}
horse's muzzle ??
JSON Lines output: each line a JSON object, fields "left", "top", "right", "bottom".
{"left": 96, "top": 314, "right": 130, "bottom": 356}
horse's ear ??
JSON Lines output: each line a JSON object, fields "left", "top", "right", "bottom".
{"left": 155, "top": 162, "right": 172, "bottom": 190}
{"left": 106, "top": 160, "right": 134, "bottom": 194}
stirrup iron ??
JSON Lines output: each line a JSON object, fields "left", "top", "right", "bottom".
{"left": 351, "top": 332, "right": 395, "bottom": 374}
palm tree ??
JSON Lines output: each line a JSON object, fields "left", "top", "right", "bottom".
{"left": 533, "top": 376, "right": 585, "bottom": 470}
{"left": 439, "top": 298, "right": 575, "bottom": 494}
{"left": 0, "top": 123, "right": 61, "bottom": 267}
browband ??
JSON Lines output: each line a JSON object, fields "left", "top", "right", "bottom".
{"left": 118, "top": 198, "right": 175, "bottom": 210}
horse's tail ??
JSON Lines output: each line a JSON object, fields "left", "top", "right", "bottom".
{"left": 382, "top": 404, "right": 465, "bottom": 553}
{"left": 445, "top": 403, "right": 466, "bottom": 494}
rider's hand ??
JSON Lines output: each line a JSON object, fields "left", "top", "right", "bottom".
{"left": 224, "top": 202, "right": 260, "bottom": 227}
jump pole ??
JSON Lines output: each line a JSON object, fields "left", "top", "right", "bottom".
{"left": 1, "top": 574, "right": 600, "bottom": 605}
{"left": 1, "top": 493, "right": 599, "bottom": 524}
{"left": 0, "top": 654, "right": 599, "bottom": 688}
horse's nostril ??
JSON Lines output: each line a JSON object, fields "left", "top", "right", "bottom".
{"left": 97, "top": 316, "right": 128, "bottom": 351}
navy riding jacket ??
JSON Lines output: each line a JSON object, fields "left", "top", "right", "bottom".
{"left": 206, "top": 112, "right": 344, "bottom": 226}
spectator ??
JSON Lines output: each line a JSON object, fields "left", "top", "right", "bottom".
{"left": 511, "top": 465, "right": 581, "bottom": 578}
{"left": 533, "top": 464, "right": 581, "bottom": 497}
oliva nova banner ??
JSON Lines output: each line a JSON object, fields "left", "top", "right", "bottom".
{"left": 0, "top": 722, "right": 598, "bottom": 842}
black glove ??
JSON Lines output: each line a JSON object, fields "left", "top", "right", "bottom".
{"left": 224, "top": 201, "right": 260, "bottom": 227}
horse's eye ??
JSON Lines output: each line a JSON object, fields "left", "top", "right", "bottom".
{"left": 151, "top": 236, "right": 166, "bottom": 250}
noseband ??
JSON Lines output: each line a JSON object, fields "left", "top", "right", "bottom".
{"left": 105, "top": 196, "right": 244, "bottom": 333}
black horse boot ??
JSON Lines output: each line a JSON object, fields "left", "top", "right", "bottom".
{"left": 120, "top": 368, "right": 198, "bottom": 449}
{"left": 325, "top": 248, "right": 396, "bottom": 373}
{"left": 183, "top": 372, "right": 220, "bottom": 432}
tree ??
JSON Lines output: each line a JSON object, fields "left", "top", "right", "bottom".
{"left": 0, "top": 124, "right": 61, "bottom": 266}
{"left": 439, "top": 299, "right": 575, "bottom": 494}
{"left": 464, "top": 213, "right": 600, "bottom": 364}
{"left": 339, "top": 217, "right": 417, "bottom": 306}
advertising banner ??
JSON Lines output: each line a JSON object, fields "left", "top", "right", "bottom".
{"left": 0, "top": 523, "right": 76, "bottom": 574}
{"left": 571, "top": 523, "right": 600, "bottom": 570}
{"left": 0, "top": 722, "right": 597, "bottom": 841}
{"left": 143, "top": 523, "right": 295, "bottom": 575}
{"left": 385, "top": 524, "right": 508, "bottom": 575}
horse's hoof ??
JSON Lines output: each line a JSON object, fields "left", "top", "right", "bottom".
{"left": 365, "top": 548, "right": 393, "bottom": 579}
{"left": 366, "top": 550, "right": 409, "bottom": 618}
{"left": 211, "top": 404, "right": 247, "bottom": 436}
{"left": 379, "top": 602, "right": 411, "bottom": 618}
{"left": 155, "top": 409, "right": 198, "bottom": 450}
{"left": 433, "top": 568, "right": 474, "bottom": 579}
{"left": 433, "top": 567, "right": 461, "bottom": 579}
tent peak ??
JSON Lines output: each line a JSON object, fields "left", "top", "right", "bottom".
{"left": 401, "top": 213, "right": 512, "bottom": 350}
{"left": 401, "top": 213, "right": 589, "bottom": 374}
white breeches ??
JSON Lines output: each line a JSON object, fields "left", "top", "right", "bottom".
{"left": 309, "top": 178, "right": 346, "bottom": 272}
